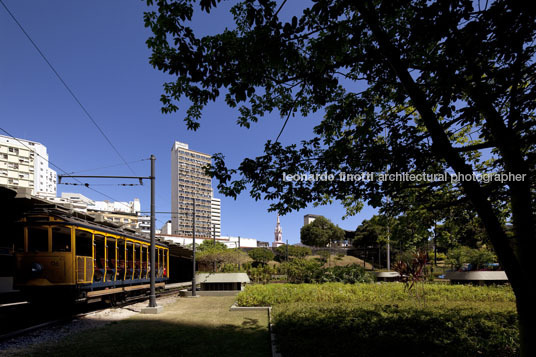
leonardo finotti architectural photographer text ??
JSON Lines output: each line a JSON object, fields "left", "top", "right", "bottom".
{"left": 282, "top": 172, "right": 526, "bottom": 184}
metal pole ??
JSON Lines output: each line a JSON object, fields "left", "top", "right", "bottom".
{"left": 387, "top": 221, "right": 391, "bottom": 271}
{"left": 213, "top": 224, "right": 216, "bottom": 272}
{"left": 192, "top": 198, "right": 196, "bottom": 296}
{"left": 149, "top": 155, "right": 156, "bottom": 308}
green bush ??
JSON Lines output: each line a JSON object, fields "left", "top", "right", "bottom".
{"left": 247, "top": 265, "right": 275, "bottom": 284}
{"left": 275, "top": 245, "right": 312, "bottom": 260}
{"left": 318, "top": 264, "right": 374, "bottom": 284}
{"left": 237, "top": 283, "right": 518, "bottom": 356}
{"left": 236, "top": 283, "right": 515, "bottom": 307}
{"left": 272, "top": 303, "right": 518, "bottom": 356}
{"left": 447, "top": 246, "right": 498, "bottom": 270}
{"left": 317, "top": 250, "right": 330, "bottom": 262}
{"left": 279, "top": 258, "right": 323, "bottom": 283}
{"left": 247, "top": 247, "right": 274, "bottom": 265}
{"left": 278, "top": 259, "right": 374, "bottom": 284}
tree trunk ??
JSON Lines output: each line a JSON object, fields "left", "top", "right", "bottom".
{"left": 357, "top": 5, "right": 535, "bottom": 354}
{"left": 512, "top": 281, "right": 536, "bottom": 356}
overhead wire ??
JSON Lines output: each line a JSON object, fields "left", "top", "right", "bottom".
{"left": 0, "top": 0, "right": 136, "bottom": 175}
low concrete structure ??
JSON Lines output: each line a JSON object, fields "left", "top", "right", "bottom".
{"left": 373, "top": 271, "right": 401, "bottom": 281}
{"left": 197, "top": 272, "right": 250, "bottom": 291}
{"left": 445, "top": 271, "right": 508, "bottom": 284}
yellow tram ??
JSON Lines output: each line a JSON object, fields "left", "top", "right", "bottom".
{"left": 14, "top": 208, "right": 169, "bottom": 302}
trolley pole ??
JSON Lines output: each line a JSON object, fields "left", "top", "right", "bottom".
{"left": 191, "top": 198, "right": 196, "bottom": 297}
{"left": 149, "top": 155, "right": 157, "bottom": 308}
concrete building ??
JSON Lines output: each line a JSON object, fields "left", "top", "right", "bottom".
{"left": 0, "top": 134, "right": 56, "bottom": 197}
{"left": 304, "top": 214, "right": 322, "bottom": 226}
{"left": 46, "top": 193, "right": 145, "bottom": 232}
{"left": 158, "top": 234, "right": 258, "bottom": 249}
{"left": 171, "top": 141, "right": 213, "bottom": 238}
{"left": 211, "top": 197, "right": 221, "bottom": 238}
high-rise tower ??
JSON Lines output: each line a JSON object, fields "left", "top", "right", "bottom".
{"left": 171, "top": 141, "right": 213, "bottom": 237}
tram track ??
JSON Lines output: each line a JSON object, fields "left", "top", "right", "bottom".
{"left": 0, "top": 284, "right": 186, "bottom": 343}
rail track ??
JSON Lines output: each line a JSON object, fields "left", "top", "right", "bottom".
{"left": 0, "top": 282, "right": 190, "bottom": 343}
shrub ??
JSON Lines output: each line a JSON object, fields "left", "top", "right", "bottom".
{"left": 236, "top": 283, "right": 517, "bottom": 356}
{"left": 279, "top": 258, "right": 323, "bottom": 283}
{"left": 317, "top": 250, "right": 330, "bottom": 262}
{"left": 447, "top": 246, "right": 498, "bottom": 271}
{"left": 275, "top": 245, "right": 312, "bottom": 261}
{"left": 236, "top": 283, "right": 515, "bottom": 307}
{"left": 247, "top": 248, "right": 274, "bottom": 266}
{"left": 319, "top": 264, "right": 374, "bottom": 284}
{"left": 272, "top": 303, "right": 518, "bottom": 357}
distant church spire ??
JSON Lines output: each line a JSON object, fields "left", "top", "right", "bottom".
{"left": 273, "top": 214, "right": 284, "bottom": 247}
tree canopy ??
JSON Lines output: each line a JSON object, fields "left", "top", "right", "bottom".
{"left": 300, "top": 216, "right": 345, "bottom": 247}
{"left": 248, "top": 247, "right": 275, "bottom": 265}
{"left": 275, "top": 244, "right": 312, "bottom": 260}
{"left": 145, "top": 1, "right": 536, "bottom": 353}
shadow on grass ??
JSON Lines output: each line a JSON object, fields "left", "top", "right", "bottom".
{"left": 14, "top": 318, "right": 270, "bottom": 357}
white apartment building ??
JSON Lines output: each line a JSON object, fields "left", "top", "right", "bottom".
{"left": 171, "top": 141, "right": 213, "bottom": 238}
{"left": 0, "top": 135, "right": 57, "bottom": 197}
{"left": 211, "top": 197, "right": 221, "bottom": 238}
{"left": 47, "top": 193, "right": 146, "bottom": 232}
{"left": 158, "top": 234, "right": 258, "bottom": 249}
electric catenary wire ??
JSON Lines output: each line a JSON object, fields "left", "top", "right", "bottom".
{"left": 0, "top": 0, "right": 136, "bottom": 175}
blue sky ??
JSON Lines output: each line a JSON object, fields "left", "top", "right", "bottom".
{"left": 0, "top": 0, "right": 376, "bottom": 244}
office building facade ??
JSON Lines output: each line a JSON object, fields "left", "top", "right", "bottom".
{"left": 211, "top": 197, "right": 221, "bottom": 238}
{"left": 171, "top": 141, "right": 213, "bottom": 237}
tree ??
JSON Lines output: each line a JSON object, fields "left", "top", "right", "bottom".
{"left": 145, "top": 1, "right": 536, "bottom": 353}
{"left": 353, "top": 215, "right": 387, "bottom": 248}
{"left": 248, "top": 247, "right": 275, "bottom": 265}
{"left": 275, "top": 244, "right": 312, "bottom": 260}
{"left": 300, "top": 216, "right": 345, "bottom": 247}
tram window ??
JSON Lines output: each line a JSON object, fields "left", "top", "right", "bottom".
{"left": 52, "top": 226, "right": 71, "bottom": 252}
{"left": 94, "top": 235, "right": 105, "bottom": 267}
{"left": 28, "top": 227, "right": 49, "bottom": 252}
{"left": 75, "top": 230, "right": 92, "bottom": 257}
{"left": 106, "top": 238, "right": 116, "bottom": 268}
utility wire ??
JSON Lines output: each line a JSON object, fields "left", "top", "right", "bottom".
{"left": 0, "top": 0, "right": 136, "bottom": 175}
{"left": 65, "top": 159, "right": 149, "bottom": 175}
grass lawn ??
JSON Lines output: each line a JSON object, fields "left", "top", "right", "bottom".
{"left": 13, "top": 296, "right": 270, "bottom": 357}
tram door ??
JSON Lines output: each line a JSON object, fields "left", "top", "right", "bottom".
{"left": 134, "top": 244, "right": 141, "bottom": 279}
{"left": 126, "top": 242, "right": 133, "bottom": 280}
{"left": 93, "top": 235, "right": 105, "bottom": 282}
{"left": 117, "top": 239, "right": 125, "bottom": 280}
{"left": 106, "top": 237, "right": 116, "bottom": 282}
